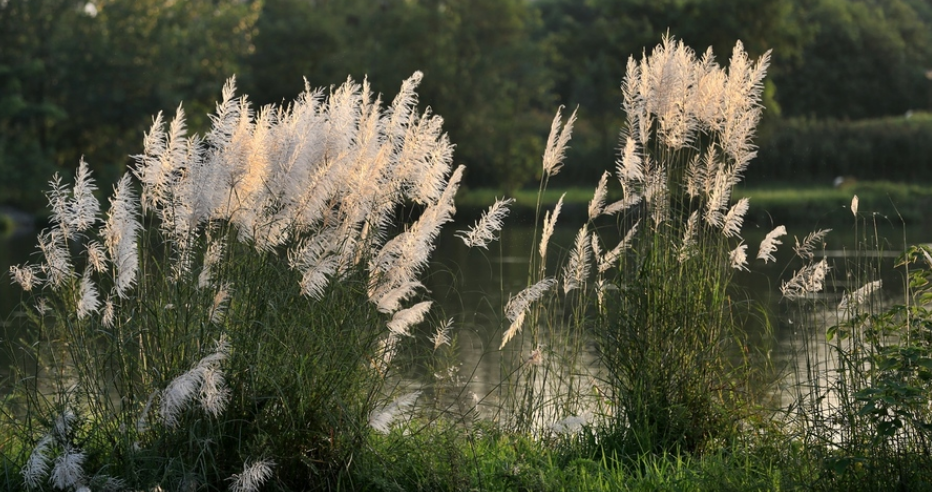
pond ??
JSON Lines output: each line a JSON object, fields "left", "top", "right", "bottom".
{"left": 3, "top": 215, "right": 932, "bottom": 424}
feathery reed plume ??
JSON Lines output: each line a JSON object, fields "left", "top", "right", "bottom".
{"left": 599, "top": 221, "right": 639, "bottom": 273}
{"left": 85, "top": 241, "right": 107, "bottom": 274}
{"left": 539, "top": 194, "right": 564, "bottom": 261}
{"left": 616, "top": 136, "right": 644, "bottom": 188}
{"left": 369, "top": 392, "right": 421, "bottom": 434}
{"left": 200, "top": 366, "right": 231, "bottom": 418}
{"left": 160, "top": 338, "right": 230, "bottom": 427}
{"left": 229, "top": 459, "right": 275, "bottom": 492}
{"left": 49, "top": 445, "right": 86, "bottom": 491}
{"left": 22, "top": 435, "right": 53, "bottom": 489}
{"left": 69, "top": 159, "right": 100, "bottom": 235}
{"left": 781, "top": 258, "right": 830, "bottom": 300}
{"left": 851, "top": 194, "right": 859, "bottom": 216}
{"left": 588, "top": 172, "right": 610, "bottom": 220}
{"left": 757, "top": 225, "right": 786, "bottom": 263}
{"left": 563, "top": 224, "right": 592, "bottom": 294}
{"left": 730, "top": 243, "right": 749, "bottom": 271}
{"left": 457, "top": 197, "right": 514, "bottom": 248}
{"left": 100, "top": 296, "right": 114, "bottom": 328}
{"left": 103, "top": 174, "right": 141, "bottom": 299}
{"left": 793, "top": 229, "right": 832, "bottom": 260}
{"left": 505, "top": 278, "right": 557, "bottom": 322}
{"left": 38, "top": 229, "right": 73, "bottom": 288}
{"left": 838, "top": 280, "right": 882, "bottom": 311}
{"left": 137, "top": 391, "right": 158, "bottom": 433}
{"left": 527, "top": 345, "right": 544, "bottom": 366}
{"left": 542, "top": 106, "right": 577, "bottom": 177}
{"left": 387, "top": 301, "right": 432, "bottom": 337}
{"left": 76, "top": 269, "right": 100, "bottom": 320}
{"left": 721, "top": 197, "right": 749, "bottom": 238}
{"left": 429, "top": 318, "right": 453, "bottom": 350}
{"left": 500, "top": 310, "right": 526, "bottom": 350}
{"left": 10, "top": 264, "right": 41, "bottom": 292}
{"left": 551, "top": 412, "right": 592, "bottom": 434}
{"left": 198, "top": 238, "right": 225, "bottom": 289}
{"left": 374, "top": 281, "right": 424, "bottom": 314}
{"left": 678, "top": 211, "right": 700, "bottom": 262}
{"left": 208, "top": 283, "right": 231, "bottom": 324}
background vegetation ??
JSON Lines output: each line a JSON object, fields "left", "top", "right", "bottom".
{"left": 2, "top": 0, "right": 931, "bottom": 211}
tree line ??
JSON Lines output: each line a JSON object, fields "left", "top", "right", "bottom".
{"left": 2, "top": 0, "right": 931, "bottom": 211}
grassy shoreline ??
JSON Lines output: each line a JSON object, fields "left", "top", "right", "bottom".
{"left": 456, "top": 181, "right": 932, "bottom": 227}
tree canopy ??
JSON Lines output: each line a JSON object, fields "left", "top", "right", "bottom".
{"left": 1, "top": 0, "right": 930, "bottom": 209}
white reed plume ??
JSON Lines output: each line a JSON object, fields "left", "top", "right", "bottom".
{"left": 374, "top": 334, "right": 400, "bottom": 374}
{"left": 527, "top": 345, "right": 544, "bottom": 366}
{"left": 563, "top": 224, "right": 592, "bottom": 294}
{"left": 10, "top": 264, "right": 42, "bottom": 291}
{"left": 703, "top": 169, "right": 731, "bottom": 228}
{"left": 198, "top": 238, "right": 225, "bottom": 289}
{"left": 49, "top": 445, "right": 86, "bottom": 491}
{"left": 386, "top": 301, "right": 432, "bottom": 337}
{"left": 69, "top": 159, "right": 100, "bottom": 235}
{"left": 793, "top": 229, "right": 832, "bottom": 260}
{"left": 838, "top": 280, "right": 882, "bottom": 311}
{"left": 228, "top": 459, "right": 275, "bottom": 492}
{"left": 103, "top": 174, "right": 141, "bottom": 299}
{"left": 85, "top": 241, "right": 107, "bottom": 274}
{"left": 38, "top": 229, "right": 73, "bottom": 288}
{"left": 22, "top": 435, "right": 53, "bottom": 489}
{"left": 722, "top": 197, "right": 750, "bottom": 238}
{"left": 137, "top": 391, "right": 158, "bottom": 433}
{"left": 200, "top": 366, "right": 231, "bottom": 418}
{"left": 76, "top": 269, "right": 100, "bottom": 320}
{"left": 539, "top": 194, "right": 564, "bottom": 261}
{"left": 602, "top": 192, "right": 642, "bottom": 216}
{"left": 500, "top": 310, "right": 526, "bottom": 350}
{"left": 209, "top": 283, "right": 232, "bottom": 324}
{"left": 369, "top": 391, "right": 421, "bottom": 434}
{"left": 374, "top": 280, "right": 424, "bottom": 314}
{"left": 46, "top": 159, "right": 100, "bottom": 240}
{"left": 644, "top": 168, "right": 669, "bottom": 226}
{"left": 52, "top": 409, "right": 76, "bottom": 441}
{"left": 161, "top": 337, "right": 230, "bottom": 427}
{"left": 542, "top": 106, "right": 577, "bottom": 177}
{"left": 730, "top": 243, "right": 749, "bottom": 271}
{"left": 588, "top": 171, "right": 610, "bottom": 220}
{"left": 101, "top": 296, "right": 114, "bottom": 328}
{"left": 429, "top": 318, "right": 453, "bottom": 350}
{"left": 160, "top": 368, "right": 201, "bottom": 428}
{"left": 457, "top": 197, "right": 514, "bottom": 249}
{"left": 851, "top": 195, "right": 859, "bottom": 216}
{"left": 678, "top": 211, "right": 700, "bottom": 262}
{"left": 505, "top": 278, "right": 557, "bottom": 322}
{"left": 781, "top": 258, "right": 830, "bottom": 300}
{"left": 757, "top": 225, "right": 786, "bottom": 263}
{"left": 616, "top": 136, "right": 644, "bottom": 188}
{"left": 551, "top": 412, "right": 592, "bottom": 434}
{"left": 599, "top": 221, "right": 639, "bottom": 273}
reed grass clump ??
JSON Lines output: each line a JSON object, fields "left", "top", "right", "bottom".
{"left": 2, "top": 73, "right": 463, "bottom": 490}
{"left": 588, "top": 37, "right": 774, "bottom": 455}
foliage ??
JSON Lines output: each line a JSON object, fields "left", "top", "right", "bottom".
{"left": 752, "top": 112, "right": 932, "bottom": 185}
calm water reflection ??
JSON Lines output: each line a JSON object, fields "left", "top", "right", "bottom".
{"left": 4, "top": 218, "right": 932, "bottom": 422}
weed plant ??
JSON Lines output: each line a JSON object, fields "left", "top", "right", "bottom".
{"left": 779, "top": 205, "right": 932, "bottom": 490}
